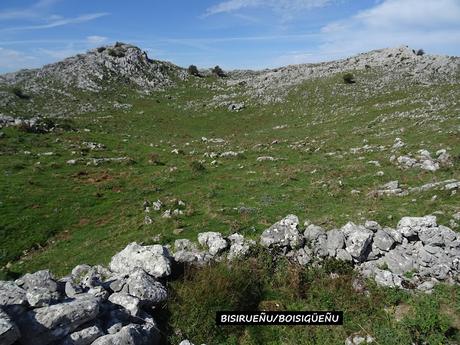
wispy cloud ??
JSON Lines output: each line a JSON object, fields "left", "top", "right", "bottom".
{"left": 86, "top": 35, "right": 108, "bottom": 45}
{"left": 160, "top": 32, "right": 320, "bottom": 45}
{"left": 204, "top": 0, "right": 335, "bottom": 17}
{"left": 0, "top": 47, "right": 37, "bottom": 71}
{"left": 319, "top": 0, "right": 460, "bottom": 56}
{"left": 0, "top": 0, "right": 60, "bottom": 20}
{"left": 0, "top": 12, "right": 109, "bottom": 31}
{"left": 38, "top": 47, "right": 81, "bottom": 60}
{"left": 1, "top": 13, "right": 109, "bottom": 32}
{"left": 277, "top": 0, "right": 460, "bottom": 65}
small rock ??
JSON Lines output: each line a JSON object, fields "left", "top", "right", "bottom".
{"left": 91, "top": 324, "right": 159, "bottom": 345}
{"left": 61, "top": 325, "right": 104, "bottom": 345}
{"left": 198, "top": 232, "right": 228, "bottom": 256}
{"left": 342, "top": 223, "right": 373, "bottom": 262}
{"left": 108, "top": 292, "right": 141, "bottom": 317}
{"left": 0, "top": 309, "right": 20, "bottom": 345}
{"left": 124, "top": 269, "right": 168, "bottom": 305}
{"left": 26, "top": 287, "right": 58, "bottom": 307}
{"left": 15, "top": 270, "right": 58, "bottom": 293}
{"left": 260, "top": 215, "right": 303, "bottom": 249}
{"left": 227, "top": 233, "right": 254, "bottom": 260}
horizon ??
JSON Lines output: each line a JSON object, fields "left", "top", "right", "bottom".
{"left": 0, "top": 0, "right": 460, "bottom": 73}
{"left": 1, "top": 43, "right": 455, "bottom": 75}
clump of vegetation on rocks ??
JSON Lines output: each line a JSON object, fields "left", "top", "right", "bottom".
{"left": 187, "top": 65, "right": 200, "bottom": 77}
{"left": 11, "top": 87, "right": 30, "bottom": 100}
{"left": 343, "top": 73, "right": 356, "bottom": 84}
{"left": 190, "top": 160, "right": 206, "bottom": 173}
{"left": 212, "top": 65, "right": 226, "bottom": 78}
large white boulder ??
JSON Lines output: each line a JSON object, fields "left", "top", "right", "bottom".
{"left": 109, "top": 243, "right": 171, "bottom": 278}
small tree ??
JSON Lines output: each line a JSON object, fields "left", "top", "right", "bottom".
{"left": 187, "top": 65, "right": 200, "bottom": 77}
{"left": 212, "top": 65, "right": 226, "bottom": 78}
{"left": 416, "top": 49, "right": 425, "bottom": 56}
{"left": 343, "top": 73, "right": 356, "bottom": 84}
{"left": 11, "top": 87, "right": 30, "bottom": 99}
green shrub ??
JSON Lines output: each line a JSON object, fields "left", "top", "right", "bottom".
{"left": 107, "top": 48, "right": 125, "bottom": 58}
{"left": 11, "top": 87, "right": 30, "bottom": 100}
{"left": 322, "top": 258, "right": 354, "bottom": 275}
{"left": 187, "top": 65, "right": 200, "bottom": 77}
{"left": 166, "top": 261, "right": 263, "bottom": 344}
{"left": 401, "top": 296, "right": 451, "bottom": 344}
{"left": 343, "top": 73, "right": 356, "bottom": 84}
{"left": 190, "top": 160, "right": 206, "bottom": 173}
{"left": 212, "top": 65, "right": 226, "bottom": 78}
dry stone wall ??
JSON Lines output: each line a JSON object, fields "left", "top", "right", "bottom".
{"left": 1, "top": 214, "right": 459, "bottom": 345}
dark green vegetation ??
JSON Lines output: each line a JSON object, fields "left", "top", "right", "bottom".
{"left": 212, "top": 65, "right": 226, "bottom": 77}
{"left": 187, "top": 65, "right": 200, "bottom": 77}
{"left": 343, "top": 73, "right": 356, "bottom": 84}
{"left": 159, "top": 251, "right": 460, "bottom": 344}
{"left": 0, "top": 59, "right": 459, "bottom": 344}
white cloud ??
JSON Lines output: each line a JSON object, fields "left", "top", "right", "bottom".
{"left": 2, "top": 13, "right": 109, "bottom": 31}
{"left": 38, "top": 47, "right": 81, "bottom": 60}
{"left": 0, "top": 0, "right": 60, "bottom": 20}
{"left": 205, "top": 0, "right": 335, "bottom": 17}
{"left": 354, "top": 0, "right": 460, "bottom": 29}
{"left": 0, "top": 47, "right": 37, "bottom": 71}
{"left": 86, "top": 35, "right": 108, "bottom": 45}
{"left": 280, "top": 0, "right": 460, "bottom": 64}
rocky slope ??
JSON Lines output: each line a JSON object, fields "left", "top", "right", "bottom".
{"left": 227, "top": 46, "right": 460, "bottom": 103}
{"left": 0, "top": 42, "right": 185, "bottom": 117}
{"left": 0, "top": 42, "right": 183, "bottom": 93}
{"left": 1, "top": 44, "right": 459, "bottom": 117}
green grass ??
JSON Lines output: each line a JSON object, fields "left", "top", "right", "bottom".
{"left": 158, "top": 251, "right": 460, "bottom": 344}
{"left": 0, "top": 66, "right": 459, "bottom": 343}
{"left": 0, "top": 69, "right": 459, "bottom": 276}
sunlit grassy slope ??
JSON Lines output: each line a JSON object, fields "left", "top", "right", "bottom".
{"left": 1, "top": 69, "right": 459, "bottom": 277}
{"left": 1, "top": 64, "right": 460, "bottom": 344}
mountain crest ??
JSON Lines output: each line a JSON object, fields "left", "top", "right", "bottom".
{"left": 2, "top": 42, "right": 183, "bottom": 93}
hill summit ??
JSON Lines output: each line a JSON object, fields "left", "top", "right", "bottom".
{"left": 1, "top": 42, "right": 182, "bottom": 93}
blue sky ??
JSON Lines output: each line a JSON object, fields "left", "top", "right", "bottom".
{"left": 0, "top": 0, "right": 460, "bottom": 73}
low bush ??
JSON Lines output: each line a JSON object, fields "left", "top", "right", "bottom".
{"left": 343, "top": 73, "right": 356, "bottom": 84}
{"left": 11, "top": 87, "right": 30, "bottom": 100}
{"left": 107, "top": 48, "right": 125, "bottom": 58}
{"left": 167, "top": 261, "right": 263, "bottom": 344}
{"left": 190, "top": 160, "right": 206, "bottom": 173}
{"left": 212, "top": 65, "right": 226, "bottom": 78}
{"left": 401, "top": 296, "right": 451, "bottom": 343}
{"left": 187, "top": 65, "right": 200, "bottom": 77}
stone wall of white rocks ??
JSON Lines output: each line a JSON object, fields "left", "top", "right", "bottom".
{"left": 1, "top": 214, "right": 459, "bottom": 345}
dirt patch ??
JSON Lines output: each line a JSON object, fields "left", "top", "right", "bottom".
{"left": 73, "top": 170, "right": 115, "bottom": 184}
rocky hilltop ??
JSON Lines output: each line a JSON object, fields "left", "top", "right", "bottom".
{"left": 0, "top": 44, "right": 459, "bottom": 117}
{"left": 0, "top": 42, "right": 183, "bottom": 93}
{"left": 228, "top": 46, "right": 460, "bottom": 103}
{"left": 1, "top": 214, "right": 459, "bottom": 345}
{"left": 0, "top": 43, "right": 185, "bottom": 117}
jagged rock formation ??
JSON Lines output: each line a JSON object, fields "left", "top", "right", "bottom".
{"left": 0, "top": 42, "right": 186, "bottom": 117}
{"left": 2, "top": 44, "right": 459, "bottom": 116}
{"left": 227, "top": 46, "right": 460, "bottom": 103}
{"left": 0, "top": 42, "right": 183, "bottom": 94}
{"left": 1, "top": 214, "right": 459, "bottom": 345}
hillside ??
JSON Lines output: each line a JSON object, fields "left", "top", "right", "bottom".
{"left": 0, "top": 42, "right": 184, "bottom": 117}
{"left": 0, "top": 43, "right": 459, "bottom": 344}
